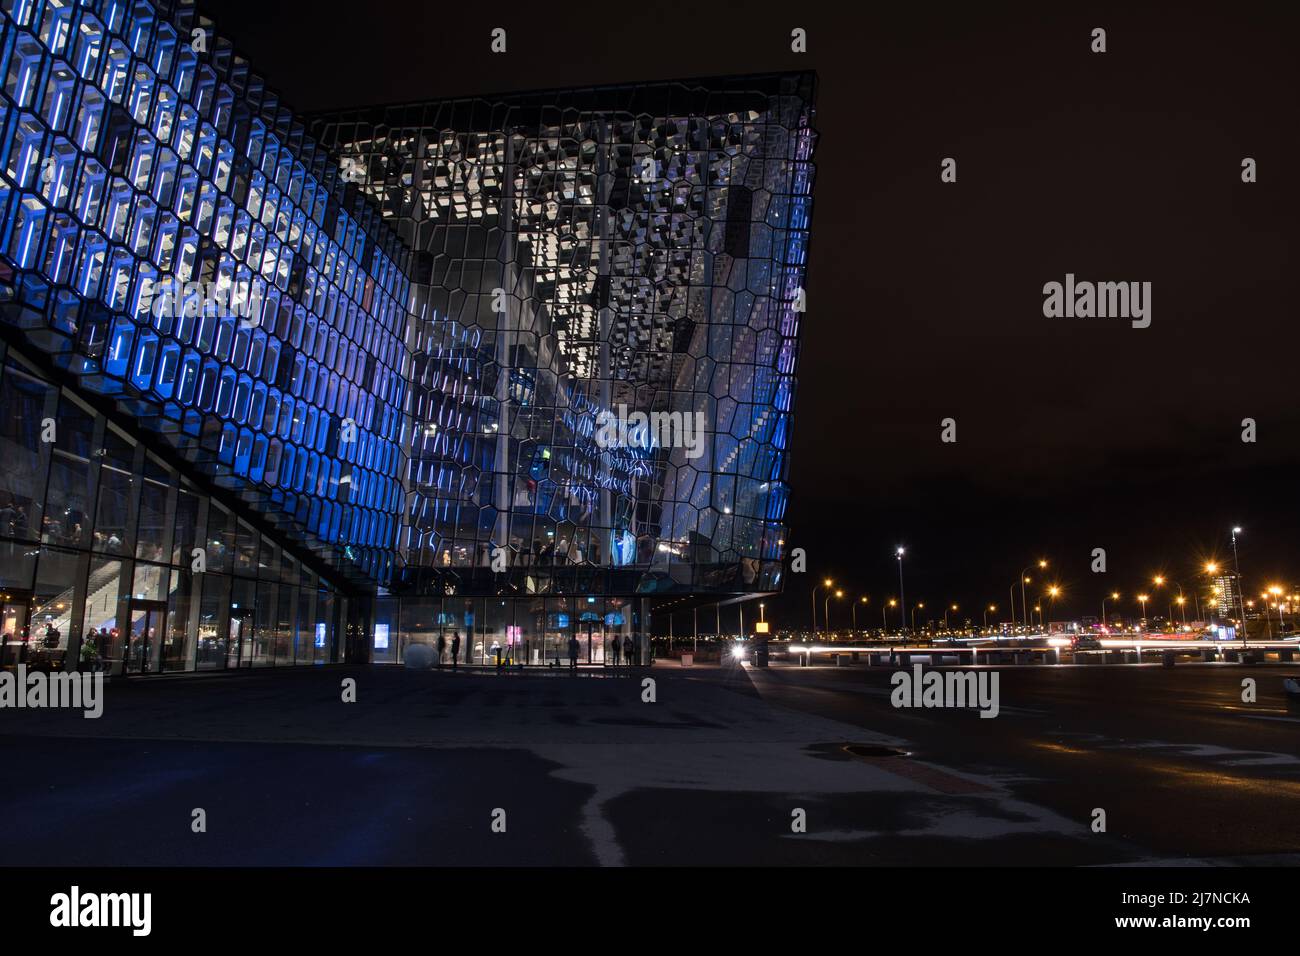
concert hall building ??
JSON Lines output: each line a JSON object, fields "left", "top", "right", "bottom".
{"left": 0, "top": 0, "right": 817, "bottom": 674}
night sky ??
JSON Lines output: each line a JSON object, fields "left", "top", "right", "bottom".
{"left": 204, "top": 0, "right": 1300, "bottom": 627}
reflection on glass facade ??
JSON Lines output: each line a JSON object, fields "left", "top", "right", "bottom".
{"left": 314, "top": 75, "right": 816, "bottom": 604}
{"left": 1, "top": 0, "right": 817, "bottom": 672}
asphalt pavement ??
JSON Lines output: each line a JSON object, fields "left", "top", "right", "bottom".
{"left": 3, "top": 660, "right": 1298, "bottom": 865}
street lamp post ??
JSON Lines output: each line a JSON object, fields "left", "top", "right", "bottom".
{"left": 984, "top": 604, "right": 996, "bottom": 630}
{"left": 852, "top": 596, "right": 867, "bottom": 635}
{"left": 1102, "top": 591, "right": 1119, "bottom": 629}
{"left": 1153, "top": 575, "right": 1176, "bottom": 627}
{"left": 883, "top": 598, "right": 896, "bottom": 635}
{"left": 1266, "top": 586, "right": 1285, "bottom": 638}
{"left": 824, "top": 589, "right": 842, "bottom": 638}
{"left": 912, "top": 602, "right": 925, "bottom": 636}
{"left": 1020, "top": 560, "right": 1047, "bottom": 634}
{"left": 943, "top": 603, "right": 958, "bottom": 632}
{"left": 1045, "top": 586, "right": 1059, "bottom": 634}
{"left": 812, "top": 577, "right": 833, "bottom": 637}
{"left": 1137, "top": 593, "right": 1149, "bottom": 631}
{"left": 1162, "top": 576, "right": 1199, "bottom": 621}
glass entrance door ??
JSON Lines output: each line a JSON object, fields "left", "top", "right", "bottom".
{"left": 0, "top": 594, "right": 32, "bottom": 667}
{"left": 126, "top": 599, "right": 168, "bottom": 674}
{"left": 227, "top": 610, "right": 254, "bottom": 668}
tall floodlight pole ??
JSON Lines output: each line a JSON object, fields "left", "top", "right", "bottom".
{"left": 896, "top": 547, "right": 907, "bottom": 634}
{"left": 1231, "top": 527, "right": 1246, "bottom": 647}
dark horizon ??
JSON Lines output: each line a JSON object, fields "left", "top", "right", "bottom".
{"left": 202, "top": 0, "right": 1300, "bottom": 626}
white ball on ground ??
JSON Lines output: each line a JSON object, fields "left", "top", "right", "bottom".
{"left": 404, "top": 643, "right": 435, "bottom": 670}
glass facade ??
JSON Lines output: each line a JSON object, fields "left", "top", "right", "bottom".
{"left": 314, "top": 76, "right": 817, "bottom": 605}
{"left": 0, "top": 0, "right": 410, "bottom": 591}
{"left": 0, "top": 0, "right": 817, "bottom": 672}
{"left": 0, "top": 339, "right": 344, "bottom": 672}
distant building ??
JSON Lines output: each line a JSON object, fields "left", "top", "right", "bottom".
{"left": 1211, "top": 575, "right": 1241, "bottom": 619}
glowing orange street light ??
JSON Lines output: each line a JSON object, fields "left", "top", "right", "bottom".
{"left": 812, "top": 577, "right": 833, "bottom": 634}
{"left": 1102, "top": 591, "right": 1119, "bottom": 628}
{"left": 851, "top": 594, "right": 868, "bottom": 633}
{"left": 825, "top": 589, "right": 843, "bottom": 636}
